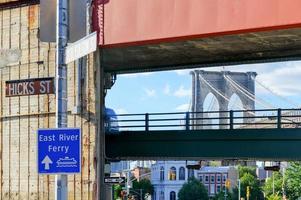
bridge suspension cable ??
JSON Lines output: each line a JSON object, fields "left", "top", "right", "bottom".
{"left": 224, "top": 75, "right": 275, "bottom": 109}
{"left": 253, "top": 77, "right": 300, "bottom": 108}
{"left": 225, "top": 75, "right": 299, "bottom": 123}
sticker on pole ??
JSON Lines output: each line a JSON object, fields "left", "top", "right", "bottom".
{"left": 37, "top": 128, "right": 81, "bottom": 174}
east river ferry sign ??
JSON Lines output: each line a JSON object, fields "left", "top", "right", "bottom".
{"left": 6, "top": 77, "right": 54, "bottom": 97}
{"left": 38, "top": 128, "right": 81, "bottom": 174}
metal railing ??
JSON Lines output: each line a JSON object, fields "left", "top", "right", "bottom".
{"left": 106, "top": 108, "right": 301, "bottom": 132}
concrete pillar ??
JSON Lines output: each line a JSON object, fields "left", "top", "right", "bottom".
{"left": 95, "top": 48, "right": 107, "bottom": 200}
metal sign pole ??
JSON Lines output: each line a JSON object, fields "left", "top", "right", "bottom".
{"left": 55, "top": 0, "right": 69, "bottom": 199}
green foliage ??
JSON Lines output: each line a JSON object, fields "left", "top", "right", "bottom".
{"left": 131, "top": 179, "right": 154, "bottom": 200}
{"left": 178, "top": 178, "right": 209, "bottom": 200}
{"left": 232, "top": 166, "right": 264, "bottom": 200}
{"left": 285, "top": 162, "right": 301, "bottom": 200}
{"left": 238, "top": 166, "right": 257, "bottom": 178}
{"left": 263, "top": 172, "right": 283, "bottom": 197}
{"left": 266, "top": 194, "right": 282, "bottom": 200}
{"left": 212, "top": 190, "right": 233, "bottom": 200}
{"left": 113, "top": 184, "right": 122, "bottom": 200}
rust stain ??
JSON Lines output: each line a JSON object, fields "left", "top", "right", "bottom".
{"left": 82, "top": 156, "right": 86, "bottom": 168}
{"left": 28, "top": 5, "right": 38, "bottom": 29}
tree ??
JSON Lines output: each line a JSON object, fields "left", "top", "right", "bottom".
{"left": 212, "top": 191, "right": 233, "bottom": 200}
{"left": 285, "top": 162, "right": 301, "bottom": 200}
{"left": 113, "top": 184, "right": 122, "bottom": 200}
{"left": 238, "top": 166, "right": 257, "bottom": 178}
{"left": 232, "top": 166, "right": 264, "bottom": 200}
{"left": 131, "top": 178, "right": 154, "bottom": 200}
{"left": 178, "top": 178, "right": 209, "bottom": 200}
{"left": 267, "top": 194, "right": 282, "bottom": 200}
{"left": 263, "top": 172, "right": 283, "bottom": 198}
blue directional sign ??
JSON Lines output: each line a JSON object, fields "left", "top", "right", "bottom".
{"left": 37, "top": 128, "right": 81, "bottom": 174}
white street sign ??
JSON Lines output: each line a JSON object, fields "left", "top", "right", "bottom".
{"left": 104, "top": 177, "right": 125, "bottom": 184}
{"left": 65, "top": 32, "right": 97, "bottom": 64}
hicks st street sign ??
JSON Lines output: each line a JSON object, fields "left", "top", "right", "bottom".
{"left": 6, "top": 77, "right": 54, "bottom": 97}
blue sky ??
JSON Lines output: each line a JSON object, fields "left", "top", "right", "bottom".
{"left": 106, "top": 61, "right": 301, "bottom": 115}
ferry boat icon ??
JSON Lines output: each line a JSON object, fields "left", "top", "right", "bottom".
{"left": 56, "top": 157, "right": 77, "bottom": 167}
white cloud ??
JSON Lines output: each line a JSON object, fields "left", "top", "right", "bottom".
{"left": 256, "top": 62, "right": 301, "bottom": 96}
{"left": 120, "top": 72, "right": 154, "bottom": 78}
{"left": 176, "top": 103, "right": 190, "bottom": 111}
{"left": 115, "top": 108, "right": 129, "bottom": 115}
{"left": 144, "top": 88, "right": 156, "bottom": 97}
{"left": 163, "top": 84, "right": 171, "bottom": 95}
{"left": 174, "top": 85, "right": 191, "bottom": 97}
{"left": 174, "top": 69, "right": 191, "bottom": 76}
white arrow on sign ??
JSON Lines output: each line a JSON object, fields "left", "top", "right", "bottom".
{"left": 42, "top": 155, "right": 53, "bottom": 170}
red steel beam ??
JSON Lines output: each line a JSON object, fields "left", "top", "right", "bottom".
{"left": 93, "top": 0, "right": 301, "bottom": 47}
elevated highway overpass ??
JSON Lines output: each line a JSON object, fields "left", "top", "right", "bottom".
{"left": 106, "top": 109, "right": 301, "bottom": 160}
{"left": 92, "top": 0, "right": 301, "bottom": 161}
{"left": 93, "top": 0, "right": 301, "bottom": 73}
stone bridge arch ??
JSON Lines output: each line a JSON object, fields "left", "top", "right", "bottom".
{"left": 191, "top": 70, "right": 257, "bottom": 129}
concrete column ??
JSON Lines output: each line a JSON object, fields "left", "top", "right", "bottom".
{"left": 96, "top": 48, "right": 107, "bottom": 200}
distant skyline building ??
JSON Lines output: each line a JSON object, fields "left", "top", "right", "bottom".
{"left": 111, "top": 160, "right": 155, "bottom": 173}
{"left": 151, "top": 161, "right": 198, "bottom": 200}
{"left": 197, "top": 166, "right": 238, "bottom": 197}
{"left": 151, "top": 161, "right": 238, "bottom": 200}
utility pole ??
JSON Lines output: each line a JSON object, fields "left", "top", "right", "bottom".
{"left": 140, "top": 189, "right": 143, "bottom": 200}
{"left": 272, "top": 172, "right": 275, "bottom": 195}
{"left": 282, "top": 167, "right": 286, "bottom": 200}
{"left": 55, "top": 0, "right": 69, "bottom": 199}
{"left": 238, "top": 179, "right": 241, "bottom": 200}
{"left": 224, "top": 187, "right": 227, "bottom": 200}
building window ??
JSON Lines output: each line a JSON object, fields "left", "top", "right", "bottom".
{"left": 159, "top": 191, "right": 164, "bottom": 200}
{"left": 217, "top": 175, "right": 221, "bottom": 183}
{"left": 217, "top": 185, "right": 221, "bottom": 193}
{"left": 154, "top": 191, "right": 156, "bottom": 200}
{"left": 223, "top": 174, "right": 227, "bottom": 182}
{"left": 199, "top": 175, "right": 203, "bottom": 182}
{"left": 170, "top": 191, "right": 176, "bottom": 200}
{"left": 169, "top": 167, "right": 177, "bottom": 180}
{"left": 205, "top": 175, "right": 209, "bottom": 183}
{"left": 160, "top": 166, "right": 164, "bottom": 181}
{"left": 211, "top": 175, "right": 215, "bottom": 183}
{"left": 188, "top": 168, "right": 194, "bottom": 179}
{"left": 210, "top": 184, "right": 215, "bottom": 194}
{"left": 179, "top": 167, "right": 185, "bottom": 180}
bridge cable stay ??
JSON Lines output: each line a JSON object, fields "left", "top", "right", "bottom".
{"left": 199, "top": 74, "right": 255, "bottom": 116}
{"left": 253, "top": 77, "right": 300, "bottom": 108}
{"left": 226, "top": 75, "right": 300, "bottom": 124}
{"left": 224, "top": 75, "right": 275, "bottom": 109}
